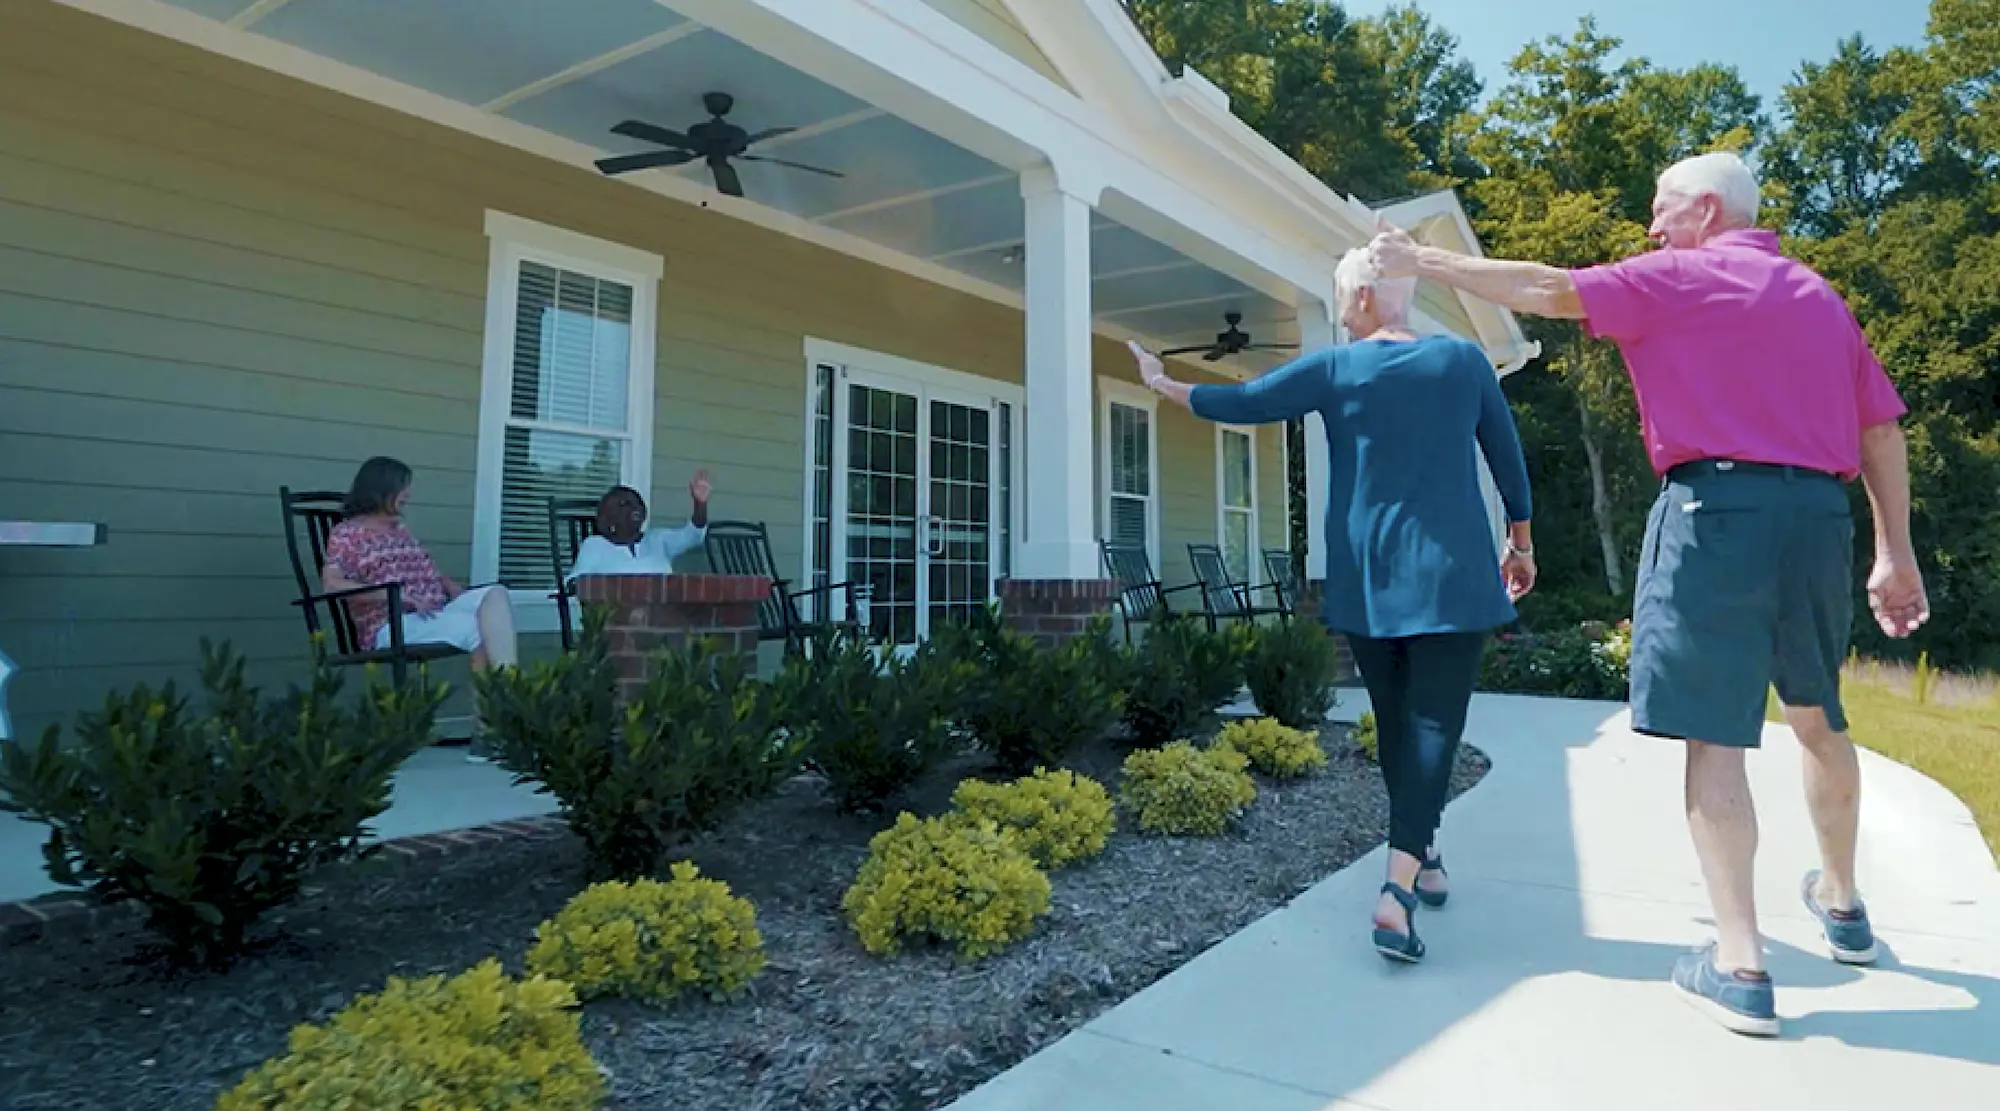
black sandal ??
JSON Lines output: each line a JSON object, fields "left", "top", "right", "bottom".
{"left": 1417, "top": 852, "right": 1448, "bottom": 909}
{"left": 1372, "top": 881, "right": 1425, "bottom": 964}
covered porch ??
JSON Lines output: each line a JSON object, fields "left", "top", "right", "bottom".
{"left": 0, "top": 0, "right": 1530, "bottom": 737}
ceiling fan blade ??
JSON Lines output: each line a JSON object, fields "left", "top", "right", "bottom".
{"left": 1202, "top": 348, "right": 1227, "bottom": 361}
{"left": 711, "top": 160, "right": 745, "bottom": 197}
{"left": 740, "top": 155, "right": 844, "bottom": 179}
{"left": 595, "top": 149, "right": 699, "bottom": 175}
{"left": 1244, "top": 342, "right": 1301, "bottom": 351}
{"left": 1158, "top": 344, "right": 1211, "bottom": 356}
{"left": 609, "top": 119, "right": 698, "bottom": 150}
{"left": 742, "top": 126, "right": 798, "bottom": 146}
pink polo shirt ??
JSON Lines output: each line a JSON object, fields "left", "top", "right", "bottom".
{"left": 1568, "top": 229, "right": 1905, "bottom": 480}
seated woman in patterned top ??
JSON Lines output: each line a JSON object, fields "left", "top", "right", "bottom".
{"left": 321, "top": 456, "right": 519, "bottom": 673}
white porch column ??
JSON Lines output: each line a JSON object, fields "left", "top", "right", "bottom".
{"left": 1016, "top": 166, "right": 1100, "bottom": 581}
{"left": 1299, "top": 304, "right": 1339, "bottom": 582}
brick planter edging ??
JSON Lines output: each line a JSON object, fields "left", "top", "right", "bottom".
{"left": 0, "top": 814, "right": 569, "bottom": 948}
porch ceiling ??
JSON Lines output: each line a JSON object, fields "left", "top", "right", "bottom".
{"left": 156, "top": 0, "right": 1300, "bottom": 372}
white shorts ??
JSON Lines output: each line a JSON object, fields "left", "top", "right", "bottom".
{"left": 374, "top": 585, "right": 498, "bottom": 653}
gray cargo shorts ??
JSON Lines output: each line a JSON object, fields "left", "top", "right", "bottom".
{"left": 1630, "top": 459, "right": 1855, "bottom": 749}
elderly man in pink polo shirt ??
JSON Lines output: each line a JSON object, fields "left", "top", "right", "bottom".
{"left": 1370, "top": 151, "right": 1929, "bottom": 1037}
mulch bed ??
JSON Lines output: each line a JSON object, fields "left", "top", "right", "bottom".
{"left": 0, "top": 713, "right": 1488, "bottom": 1111}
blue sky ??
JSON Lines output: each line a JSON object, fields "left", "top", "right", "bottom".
{"left": 1348, "top": 0, "right": 1932, "bottom": 118}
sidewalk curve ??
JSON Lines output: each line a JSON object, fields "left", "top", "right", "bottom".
{"left": 946, "top": 692, "right": 2000, "bottom": 1111}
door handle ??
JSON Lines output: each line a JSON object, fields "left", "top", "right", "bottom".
{"left": 925, "top": 515, "right": 946, "bottom": 557}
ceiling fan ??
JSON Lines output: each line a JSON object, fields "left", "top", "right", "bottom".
{"left": 593, "top": 91, "right": 844, "bottom": 198}
{"left": 1160, "top": 312, "right": 1300, "bottom": 362}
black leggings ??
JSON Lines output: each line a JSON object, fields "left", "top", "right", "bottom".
{"left": 1348, "top": 631, "right": 1487, "bottom": 860}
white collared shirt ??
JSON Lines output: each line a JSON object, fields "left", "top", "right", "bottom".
{"left": 565, "top": 522, "right": 707, "bottom": 583}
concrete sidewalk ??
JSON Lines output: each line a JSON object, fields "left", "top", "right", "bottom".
{"left": 948, "top": 693, "right": 2000, "bottom": 1111}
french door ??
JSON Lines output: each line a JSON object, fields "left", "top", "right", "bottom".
{"left": 831, "top": 366, "right": 1011, "bottom": 648}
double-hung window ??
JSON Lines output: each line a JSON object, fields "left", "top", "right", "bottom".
{"left": 1099, "top": 381, "right": 1159, "bottom": 567}
{"left": 473, "top": 212, "right": 660, "bottom": 627}
{"left": 1217, "top": 426, "right": 1258, "bottom": 581}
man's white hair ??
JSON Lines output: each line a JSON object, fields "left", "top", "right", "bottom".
{"left": 1657, "top": 151, "right": 1760, "bottom": 228}
{"left": 1336, "top": 246, "right": 1415, "bottom": 323}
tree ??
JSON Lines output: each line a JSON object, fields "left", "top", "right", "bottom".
{"left": 1121, "top": 0, "right": 1418, "bottom": 199}
{"left": 1354, "top": 4, "right": 1484, "bottom": 188}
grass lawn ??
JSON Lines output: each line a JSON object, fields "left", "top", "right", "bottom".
{"left": 1769, "top": 661, "right": 2000, "bottom": 862}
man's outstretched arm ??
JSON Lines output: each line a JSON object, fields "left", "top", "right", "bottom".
{"left": 1371, "top": 224, "right": 1587, "bottom": 321}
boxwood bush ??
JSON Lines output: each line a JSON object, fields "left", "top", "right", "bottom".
{"left": 0, "top": 641, "right": 444, "bottom": 967}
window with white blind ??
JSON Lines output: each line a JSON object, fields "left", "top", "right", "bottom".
{"left": 1217, "top": 426, "right": 1257, "bottom": 582}
{"left": 474, "top": 213, "right": 660, "bottom": 624}
{"left": 1099, "top": 382, "right": 1158, "bottom": 567}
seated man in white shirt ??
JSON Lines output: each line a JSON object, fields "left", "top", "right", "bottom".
{"left": 566, "top": 470, "right": 712, "bottom": 582}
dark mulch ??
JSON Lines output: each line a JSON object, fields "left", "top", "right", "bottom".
{"left": 0, "top": 713, "right": 1488, "bottom": 1111}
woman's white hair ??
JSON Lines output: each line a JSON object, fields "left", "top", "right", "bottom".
{"left": 1336, "top": 246, "right": 1416, "bottom": 323}
{"left": 1657, "top": 151, "right": 1761, "bottom": 228}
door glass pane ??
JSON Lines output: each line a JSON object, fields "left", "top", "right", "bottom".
{"left": 1223, "top": 510, "right": 1254, "bottom": 583}
{"left": 928, "top": 397, "right": 994, "bottom": 633}
{"left": 846, "top": 384, "right": 920, "bottom": 646}
{"left": 1223, "top": 430, "right": 1253, "bottom": 509}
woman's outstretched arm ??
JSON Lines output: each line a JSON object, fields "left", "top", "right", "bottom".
{"left": 1126, "top": 341, "right": 1334, "bottom": 424}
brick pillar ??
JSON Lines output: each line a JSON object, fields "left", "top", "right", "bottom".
{"left": 575, "top": 574, "right": 770, "bottom": 703}
{"left": 997, "top": 578, "right": 1117, "bottom": 649}
{"left": 1301, "top": 580, "right": 1357, "bottom": 681}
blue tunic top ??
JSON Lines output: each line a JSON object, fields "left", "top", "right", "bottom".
{"left": 1190, "top": 334, "right": 1533, "bottom": 639}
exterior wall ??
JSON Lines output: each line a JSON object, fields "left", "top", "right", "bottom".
{"left": 0, "top": 2, "right": 1276, "bottom": 738}
{"left": 915, "top": 0, "right": 1072, "bottom": 90}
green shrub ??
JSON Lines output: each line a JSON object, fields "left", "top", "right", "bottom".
{"left": 212, "top": 958, "right": 602, "bottom": 1111}
{"left": 842, "top": 812, "right": 1052, "bottom": 960}
{"left": 476, "top": 610, "right": 803, "bottom": 881}
{"left": 950, "top": 768, "right": 1115, "bottom": 869}
{"left": 772, "top": 632, "right": 967, "bottom": 813}
{"left": 1119, "top": 616, "right": 1246, "bottom": 747}
{"left": 1242, "top": 619, "right": 1340, "bottom": 728}
{"left": 526, "top": 861, "right": 766, "bottom": 1004}
{"left": 1215, "top": 717, "right": 1327, "bottom": 779}
{"left": 957, "top": 615, "right": 1125, "bottom": 775}
{"left": 1118, "top": 741, "right": 1257, "bottom": 836}
{"left": 0, "top": 641, "right": 444, "bottom": 967}
{"left": 1354, "top": 712, "right": 1379, "bottom": 763}
{"left": 1479, "top": 620, "right": 1631, "bottom": 700}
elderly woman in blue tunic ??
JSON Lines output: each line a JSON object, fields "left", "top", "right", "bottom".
{"left": 1128, "top": 247, "right": 1537, "bottom": 964}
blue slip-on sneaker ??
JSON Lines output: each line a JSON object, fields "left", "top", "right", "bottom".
{"left": 1672, "top": 941, "right": 1780, "bottom": 1037}
{"left": 1802, "top": 869, "right": 1878, "bottom": 965}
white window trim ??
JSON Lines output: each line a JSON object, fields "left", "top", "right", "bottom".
{"left": 1097, "top": 378, "right": 1161, "bottom": 571}
{"left": 800, "top": 337, "right": 1026, "bottom": 607}
{"left": 473, "top": 210, "right": 662, "bottom": 633}
{"left": 1215, "top": 424, "right": 1258, "bottom": 581}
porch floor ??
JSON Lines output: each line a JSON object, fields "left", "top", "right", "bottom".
{"left": 0, "top": 746, "right": 558, "bottom": 906}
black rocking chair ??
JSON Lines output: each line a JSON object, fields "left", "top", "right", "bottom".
{"left": 702, "top": 520, "right": 862, "bottom": 655}
{"left": 278, "top": 487, "right": 465, "bottom": 686}
{"left": 1188, "top": 543, "right": 1289, "bottom": 631}
{"left": 547, "top": 496, "right": 601, "bottom": 652}
{"left": 1262, "top": 547, "right": 1303, "bottom": 619}
{"left": 1100, "top": 540, "right": 1203, "bottom": 645}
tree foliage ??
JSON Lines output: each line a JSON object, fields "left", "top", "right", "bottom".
{"left": 1120, "top": 0, "right": 2000, "bottom": 668}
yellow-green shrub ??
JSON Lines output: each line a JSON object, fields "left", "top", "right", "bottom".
{"left": 1118, "top": 741, "right": 1257, "bottom": 836}
{"left": 526, "top": 862, "right": 766, "bottom": 1005}
{"left": 1355, "top": 712, "right": 1379, "bottom": 763}
{"left": 842, "top": 812, "right": 1051, "bottom": 960}
{"left": 1215, "top": 718, "right": 1327, "bottom": 780}
{"left": 950, "top": 768, "right": 1115, "bottom": 869}
{"left": 212, "top": 959, "right": 602, "bottom": 1111}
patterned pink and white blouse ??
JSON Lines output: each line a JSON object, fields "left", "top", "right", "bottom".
{"left": 322, "top": 518, "right": 455, "bottom": 648}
